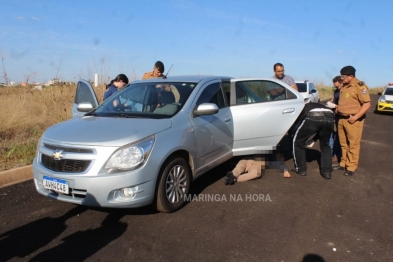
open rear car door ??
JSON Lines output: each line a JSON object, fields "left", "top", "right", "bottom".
{"left": 229, "top": 78, "right": 304, "bottom": 155}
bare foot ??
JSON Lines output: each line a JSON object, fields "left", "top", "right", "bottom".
{"left": 283, "top": 170, "right": 291, "bottom": 178}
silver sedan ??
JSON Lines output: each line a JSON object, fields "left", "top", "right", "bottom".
{"left": 33, "top": 75, "right": 304, "bottom": 212}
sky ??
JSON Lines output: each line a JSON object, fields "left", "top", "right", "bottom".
{"left": 0, "top": 0, "right": 392, "bottom": 87}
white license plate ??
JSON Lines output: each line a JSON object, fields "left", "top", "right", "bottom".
{"left": 43, "top": 176, "right": 69, "bottom": 194}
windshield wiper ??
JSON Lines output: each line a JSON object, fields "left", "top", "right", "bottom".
{"left": 84, "top": 112, "right": 97, "bottom": 116}
{"left": 118, "top": 114, "right": 140, "bottom": 118}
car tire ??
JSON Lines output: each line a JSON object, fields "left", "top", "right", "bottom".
{"left": 155, "top": 156, "right": 191, "bottom": 213}
{"left": 374, "top": 104, "right": 379, "bottom": 114}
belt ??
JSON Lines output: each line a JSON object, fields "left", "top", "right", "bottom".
{"left": 308, "top": 111, "right": 334, "bottom": 117}
{"left": 339, "top": 114, "right": 366, "bottom": 120}
{"left": 339, "top": 115, "right": 350, "bottom": 119}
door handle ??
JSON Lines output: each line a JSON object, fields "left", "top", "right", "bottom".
{"left": 224, "top": 117, "right": 231, "bottom": 122}
{"left": 282, "top": 108, "right": 295, "bottom": 114}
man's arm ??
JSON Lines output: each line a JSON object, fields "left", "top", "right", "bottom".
{"left": 291, "top": 83, "right": 298, "bottom": 91}
{"left": 268, "top": 87, "right": 285, "bottom": 96}
{"left": 348, "top": 102, "right": 370, "bottom": 123}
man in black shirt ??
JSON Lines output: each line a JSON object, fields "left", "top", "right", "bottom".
{"left": 292, "top": 103, "right": 335, "bottom": 179}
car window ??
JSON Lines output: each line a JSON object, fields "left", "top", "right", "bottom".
{"left": 385, "top": 88, "right": 393, "bottom": 95}
{"left": 310, "top": 83, "right": 316, "bottom": 92}
{"left": 296, "top": 83, "right": 307, "bottom": 93}
{"left": 234, "top": 80, "right": 296, "bottom": 105}
{"left": 222, "top": 81, "right": 231, "bottom": 105}
{"left": 196, "top": 82, "right": 226, "bottom": 109}
{"left": 75, "top": 81, "right": 98, "bottom": 108}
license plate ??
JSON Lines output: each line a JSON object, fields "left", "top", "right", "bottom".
{"left": 43, "top": 176, "right": 69, "bottom": 194}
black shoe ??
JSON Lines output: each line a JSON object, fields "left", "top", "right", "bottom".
{"left": 344, "top": 170, "right": 355, "bottom": 176}
{"left": 291, "top": 168, "right": 307, "bottom": 176}
{"left": 224, "top": 172, "right": 237, "bottom": 185}
{"left": 333, "top": 165, "right": 345, "bottom": 171}
{"left": 321, "top": 173, "right": 331, "bottom": 179}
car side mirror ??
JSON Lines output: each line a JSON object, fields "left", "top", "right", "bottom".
{"left": 310, "top": 89, "right": 317, "bottom": 94}
{"left": 378, "top": 92, "right": 382, "bottom": 96}
{"left": 193, "top": 103, "right": 219, "bottom": 117}
{"left": 77, "top": 102, "right": 94, "bottom": 112}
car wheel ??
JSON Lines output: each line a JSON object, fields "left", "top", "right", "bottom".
{"left": 155, "top": 156, "right": 191, "bottom": 213}
{"left": 374, "top": 104, "right": 379, "bottom": 114}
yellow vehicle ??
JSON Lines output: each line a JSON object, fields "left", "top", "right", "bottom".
{"left": 376, "top": 83, "right": 393, "bottom": 113}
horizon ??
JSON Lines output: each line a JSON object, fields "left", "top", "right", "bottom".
{"left": 1, "top": 0, "right": 392, "bottom": 88}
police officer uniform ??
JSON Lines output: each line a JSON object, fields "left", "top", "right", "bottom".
{"left": 292, "top": 103, "right": 335, "bottom": 179}
{"left": 336, "top": 66, "right": 371, "bottom": 176}
{"left": 142, "top": 61, "right": 165, "bottom": 80}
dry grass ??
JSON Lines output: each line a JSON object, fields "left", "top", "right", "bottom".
{"left": 316, "top": 82, "right": 384, "bottom": 101}
{"left": 0, "top": 84, "right": 105, "bottom": 172}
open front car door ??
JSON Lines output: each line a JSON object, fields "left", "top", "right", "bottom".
{"left": 229, "top": 78, "right": 304, "bottom": 155}
{"left": 72, "top": 79, "right": 99, "bottom": 118}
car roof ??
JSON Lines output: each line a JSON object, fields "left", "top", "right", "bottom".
{"left": 132, "top": 75, "right": 233, "bottom": 84}
{"left": 295, "top": 80, "right": 310, "bottom": 83}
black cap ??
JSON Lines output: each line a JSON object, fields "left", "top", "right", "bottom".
{"left": 155, "top": 61, "right": 164, "bottom": 73}
{"left": 340, "top": 66, "right": 356, "bottom": 76}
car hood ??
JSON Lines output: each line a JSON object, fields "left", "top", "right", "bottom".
{"left": 42, "top": 117, "right": 172, "bottom": 147}
{"left": 383, "top": 95, "right": 393, "bottom": 101}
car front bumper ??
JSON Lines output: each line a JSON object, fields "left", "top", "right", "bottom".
{"left": 376, "top": 101, "right": 393, "bottom": 112}
{"left": 33, "top": 160, "right": 158, "bottom": 208}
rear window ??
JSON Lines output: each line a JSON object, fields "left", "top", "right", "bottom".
{"left": 296, "top": 83, "right": 307, "bottom": 93}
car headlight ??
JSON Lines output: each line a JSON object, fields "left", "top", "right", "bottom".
{"left": 380, "top": 98, "right": 386, "bottom": 103}
{"left": 105, "top": 135, "right": 155, "bottom": 173}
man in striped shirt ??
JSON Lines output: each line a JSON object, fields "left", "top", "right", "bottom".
{"left": 268, "top": 63, "right": 298, "bottom": 100}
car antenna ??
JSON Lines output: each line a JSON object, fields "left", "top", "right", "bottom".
{"left": 162, "top": 64, "right": 173, "bottom": 79}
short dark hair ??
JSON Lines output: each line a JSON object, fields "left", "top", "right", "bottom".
{"left": 274, "top": 63, "right": 284, "bottom": 71}
{"left": 332, "top": 76, "right": 342, "bottom": 83}
{"left": 155, "top": 61, "right": 165, "bottom": 73}
{"left": 340, "top": 65, "right": 356, "bottom": 76}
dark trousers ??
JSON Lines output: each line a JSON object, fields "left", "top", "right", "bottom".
{"left": 293, "top": 115, "right": 335, "bottom": 174}
{"left": 331, "top": 115, "right": 342, "bottom": 159}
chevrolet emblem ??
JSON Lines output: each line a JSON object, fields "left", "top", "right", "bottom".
{"left": 52, "top": 150, "right": 64, "bottom": 160}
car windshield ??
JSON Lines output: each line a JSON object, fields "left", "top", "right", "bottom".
{"left": 296, "top": 83, "right": 307, "bottom": 93}
{"left": 385, "top": 88, "right": 393, "bottom": 95}
{"left": 91, "top": 82, "right": 196, "bottom": 118}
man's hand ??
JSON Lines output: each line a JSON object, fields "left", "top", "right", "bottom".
{"left": 326, "top": 101, "right": 336, "bottom": 109}
{"left": 348, "top": 115, "right": 357, "bottom": 123}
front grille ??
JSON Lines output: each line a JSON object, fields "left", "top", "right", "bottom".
{"left": 385, "top": 100, "right": 393, "bottom": 104}
{"left": 43, "top": 143, "right": 94, "bottom": 153}
{"left": 41, "top": 154, "right": 91, "bottom": 173}
{"left": 48, "top": 188, "right": 87, "bottom": 199}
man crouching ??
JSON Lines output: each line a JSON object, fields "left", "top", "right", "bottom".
{"left": 225, "top": 154, "right": 291, "bottom": 185}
